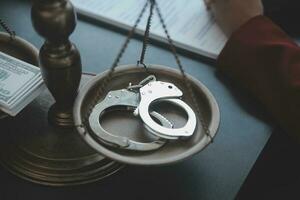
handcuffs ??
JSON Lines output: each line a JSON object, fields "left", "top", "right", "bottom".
{"left": 89, "top": 75, "right": 197, "bottom": 151}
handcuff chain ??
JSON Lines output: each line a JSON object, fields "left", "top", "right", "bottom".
{"left": 153, "top": 1, "right": 213, "bottom": 141}
{"left": 127, "top": 75, "right": 156, "bottom": 91}
{"left": 0, "top": 18, "right": 16, "bottom": 39}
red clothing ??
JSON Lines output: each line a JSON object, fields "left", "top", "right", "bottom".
{"left": 217, "top": 16, "right": 300, "bottom": 140}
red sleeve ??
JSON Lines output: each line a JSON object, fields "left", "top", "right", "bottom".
{"left": 217, "top": 16, "right": 300, "bottom": 140}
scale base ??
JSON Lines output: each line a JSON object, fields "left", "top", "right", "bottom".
{"left": 0, "top": 75, "right": 123, "bottom": 186}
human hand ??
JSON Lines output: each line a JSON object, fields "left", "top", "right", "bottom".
{"left": 204, "top": 0, "right": 264, "bottom": 36}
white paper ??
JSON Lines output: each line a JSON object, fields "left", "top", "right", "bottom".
{"left": 71, "top": 0, "right": 227, "bottom": 59}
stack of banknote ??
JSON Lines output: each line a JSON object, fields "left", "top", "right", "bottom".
{"left": 0, "top": 51, "right": 45, "bottom": 116}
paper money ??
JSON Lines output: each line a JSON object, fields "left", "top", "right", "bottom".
{"left": 0, "top": 51, "right": 45, "bottom": 116}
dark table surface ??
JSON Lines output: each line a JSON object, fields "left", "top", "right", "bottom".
{"left": 0, "top": 0, "right": 275, "bottom": 199}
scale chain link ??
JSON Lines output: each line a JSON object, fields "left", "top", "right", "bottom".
{"left": 153, "top": 1, "right": 213, "bottom": 141}
{"left": 0, "top": 18, "right": 16, "bottom": 39}
{"left": 137, "top": 0, "right": 155, "bottom": 70}
{"left": 82, "top": 0, "right": 149, "bottom": 125}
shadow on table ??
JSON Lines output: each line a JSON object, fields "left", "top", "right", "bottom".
{"left": 236, "top": 128, "right": 300, "bottom": 199}
{"left": 0, "top": 162, "right": 207, "bottom": 200}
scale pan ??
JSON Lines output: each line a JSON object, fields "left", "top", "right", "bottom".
{"left": 74, "top": 64, "right": 220, "bottom": 166}
{"left": 0, "top": 32, "right": 39, "bottom": 119}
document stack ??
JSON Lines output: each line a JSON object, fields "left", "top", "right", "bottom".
{"left": 0, "top": 51, "right": 45, "bottom": 116}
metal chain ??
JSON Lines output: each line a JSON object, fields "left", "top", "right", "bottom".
{"left": 82, "top": 0, "right": 149, "bottom": 125}
{"left": 0, "top": 18, "right": 16, "bottom": 39}
{"left": 137, "top": 0, "right": 154, "bottom": 70}
{"left": 153, "top": 1, "right": 212, "bottom": 141}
